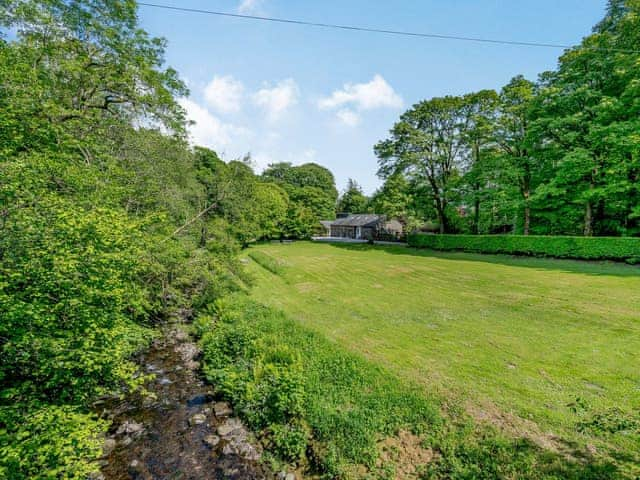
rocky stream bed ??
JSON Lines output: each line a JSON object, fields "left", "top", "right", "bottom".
{"left": 95, "top": 321, "right": 281, "bottom": 480}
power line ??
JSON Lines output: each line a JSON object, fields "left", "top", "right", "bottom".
{"left": 137, "top": 2, "right": 637, "bottom": 53}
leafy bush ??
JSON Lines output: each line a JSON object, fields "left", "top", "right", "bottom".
{"left": 0, "top": 197, "right": 154, "bottom": 404}
{"left": 0, "top": 405, "right": 107, "bottom": 480}
{"left": 269, "top": 422, "right": 309, "bottom": 462}
{"left": 408, "top": 234, "right": 640, "bottom": 262}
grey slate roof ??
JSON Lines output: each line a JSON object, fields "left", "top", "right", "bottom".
{"left": 330, "top": 214, "right": 384, "bottom": 227}
{"left": 319, "top": 220, "right": 333, "bottom": 228}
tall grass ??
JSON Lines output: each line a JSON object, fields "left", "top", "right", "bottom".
{"left": 248, "top": 250, "right": 286, "bottom": 275}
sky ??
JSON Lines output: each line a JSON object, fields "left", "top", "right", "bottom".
{"left": 137, "top": 0, "right": 608, "bottom": 194}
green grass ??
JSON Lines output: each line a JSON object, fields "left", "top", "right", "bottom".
{"left": 244, "top": 241, "right": 640, "bottom": 472}
{"left": 198, "top": 296, "right": 442, "bottom": 477}
{"left": 247, "top": 250, "right": 287, "bottom": 275}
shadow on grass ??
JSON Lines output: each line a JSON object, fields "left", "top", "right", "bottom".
{"left": 326, "top": 242, "right": 640, "bottom": 278}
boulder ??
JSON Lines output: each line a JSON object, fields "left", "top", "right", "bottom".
{"left": 204, "top": 434, "right": 220, "bottom": 447}
{"left": 213, "top": 401, "right": 233, "bottom": 418}
{"left": 189, "top": 413, "right": 207, "bottom": 425}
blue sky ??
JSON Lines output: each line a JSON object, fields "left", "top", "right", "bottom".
{"left": 138, "top": 0, "right": 607, "bottom": 194}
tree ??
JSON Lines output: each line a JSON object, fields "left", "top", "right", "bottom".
{"left": 369, "top": 174, "right": 412, "bottom": 219}
{"left": 262, "top": 162, "right": 338, "bottom": 200}
{"left": 494, "top": 76, "right": 538, "bottom": 235}
{"left": 0, "top": 3, "right": 245, "bottom": 478}
{"left": 531, "top": 0, "right": 640, "bottom": 236}
{"left": 262, "top": 161, "right": 338, "bottom": 223}
{"left": 459, "top": 90, "right": 499, "bottom": 234}
{"left": 1, "top": 0, "right": 187, "bottom": 159}
{"left": 337, "top": 179, "right": 368, "bottom": 214}
{"left": 376, "top": 96, "right": 470, "bottom": 233}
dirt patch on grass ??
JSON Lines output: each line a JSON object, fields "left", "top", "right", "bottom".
{"left": 376, "top": 430, "right": 434, "bottom": 479}
{"left": 466, "top": 400, "right": 566, "bottom": 453}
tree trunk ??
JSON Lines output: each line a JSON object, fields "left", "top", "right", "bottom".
{"left": 438, "top": 211, "right": 446, "bottom": 234}
{"left": 521, "top": 160, "right": 531, "bottom": 236}
{"left": 437, "top": 202, "right": 447, "bottom": 234}
{"left": 523, "top": 201, "right": 530, "bottom": 236}
{"left": 473, "top": 186, "right": 480, "bottom": 235}
{"left": 584, "top": 201, "right": 593, "bottom": 236}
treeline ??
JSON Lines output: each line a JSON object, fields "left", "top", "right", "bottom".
{"left": 372, "top": 0, "right": 640, "bottom": 237}
{"left": 0, "top": 1, "right": 329, "bottom": 478}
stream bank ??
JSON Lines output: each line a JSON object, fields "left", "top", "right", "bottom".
{"left": 96, "top": 318, "right": 275, "bottom": 480}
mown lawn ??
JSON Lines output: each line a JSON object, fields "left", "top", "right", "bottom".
{"left": 245, "top": 241, "right": 640, "bottom": 459}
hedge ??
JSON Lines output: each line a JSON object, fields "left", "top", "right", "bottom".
{"left": 407, "top": 234, "right": 640, "bottom": 263}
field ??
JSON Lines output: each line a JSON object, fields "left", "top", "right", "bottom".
{"left": 244, "top": 241, "right": 640, "bottom": 464}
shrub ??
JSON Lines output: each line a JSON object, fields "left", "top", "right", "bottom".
{"left": 269, "top": 422, "right": 309, "bottom": 462}
{"left": 407, "top": 234, "right": 640, "bottom": 262}
{"left": 0, "top": 405, "right": 107, "bottom": 480}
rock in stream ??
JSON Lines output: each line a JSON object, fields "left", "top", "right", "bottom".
{"left": 97, "top": 322, "right": 273, "bottom": 480}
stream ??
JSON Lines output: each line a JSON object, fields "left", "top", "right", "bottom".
{"left": 96, "top": 320, "right": 275, "bottom": 480}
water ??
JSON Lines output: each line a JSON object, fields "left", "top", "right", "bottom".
{"left": 97, "top": 323, "right": 273, "bottom": 480}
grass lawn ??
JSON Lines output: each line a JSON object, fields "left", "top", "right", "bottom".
{"left": 244, "top": 241, "right": 640, "bottom": 460}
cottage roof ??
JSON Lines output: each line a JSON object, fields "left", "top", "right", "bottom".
{"left": 330, "top": 214, "right": 384, "bottom": 227}
{"left": 319, "top": 220, "right": 333, "bottom": 228}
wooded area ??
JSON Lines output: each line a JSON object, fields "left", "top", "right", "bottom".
{"left": 373, "top": 1, "right": 640, "bottom": 236}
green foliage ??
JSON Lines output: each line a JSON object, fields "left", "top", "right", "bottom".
{"left": 0, "top": 196, "right": 154, "bottom": 404}
{"left": 262, "top": 162, "right": 339, "bottom": 234}
{"left": 199, "top": 295, "right": 441, "bottom": 476}
{"left": 375, "top": 1, "right": 640, "bottom": 237}
{"left": 269, "top": 422, "right": 309, "bottom": 462}
{"left": 0, "top": 405, "right": 107, "bottom": 480}
{"left": 0, "top": 1, "right": 247, "bottom": 478}
{"left": 337, "top": 178, "right": 369, "bottom": 214}
{"left": 408, "top": 233, "right": 640, "bottom": 262}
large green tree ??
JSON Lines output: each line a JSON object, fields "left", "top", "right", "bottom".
{"left": 531, "top": 0, "right": 640, "bottom": 236}
{"left": 375, "top": 96, "right": 471, "bottom": 233}
{"left": 493, "top": 76, "right": 540, "bottom": 235}
{"left": 262, "top": 161, "right": 338, "bottom": 227}
{"left": 337, "top": 178, "right": 369, "bottom": 214}
{"left": 459, "top": 90, "right": 500, "bottom": 233}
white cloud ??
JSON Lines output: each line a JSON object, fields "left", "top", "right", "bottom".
{"left": 179, "top": 98, "right": 249, "bottom": 149}
{"left": 336, "top": 109, "right": 361, "bottom": 127}
{"left": 237, "top": 0, "right": 264, "bottom": 15}
{"left": 252, "top": 78, "right": 299, "bottom": 121}
{"left": 252, "top": 148, "right": 317, "bottom": 173}
{"left": 318, "top": 74, "right": 403, "bottom": 111}
{"left": 251, "top": 152, "right": 275, "bottom": 172}
{"left": 204, "top": 75, "right": 244, "bottom": 113}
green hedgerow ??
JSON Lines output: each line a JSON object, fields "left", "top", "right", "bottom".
{"left": 408, "top": 234, "right": 640, "bottom": 262}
